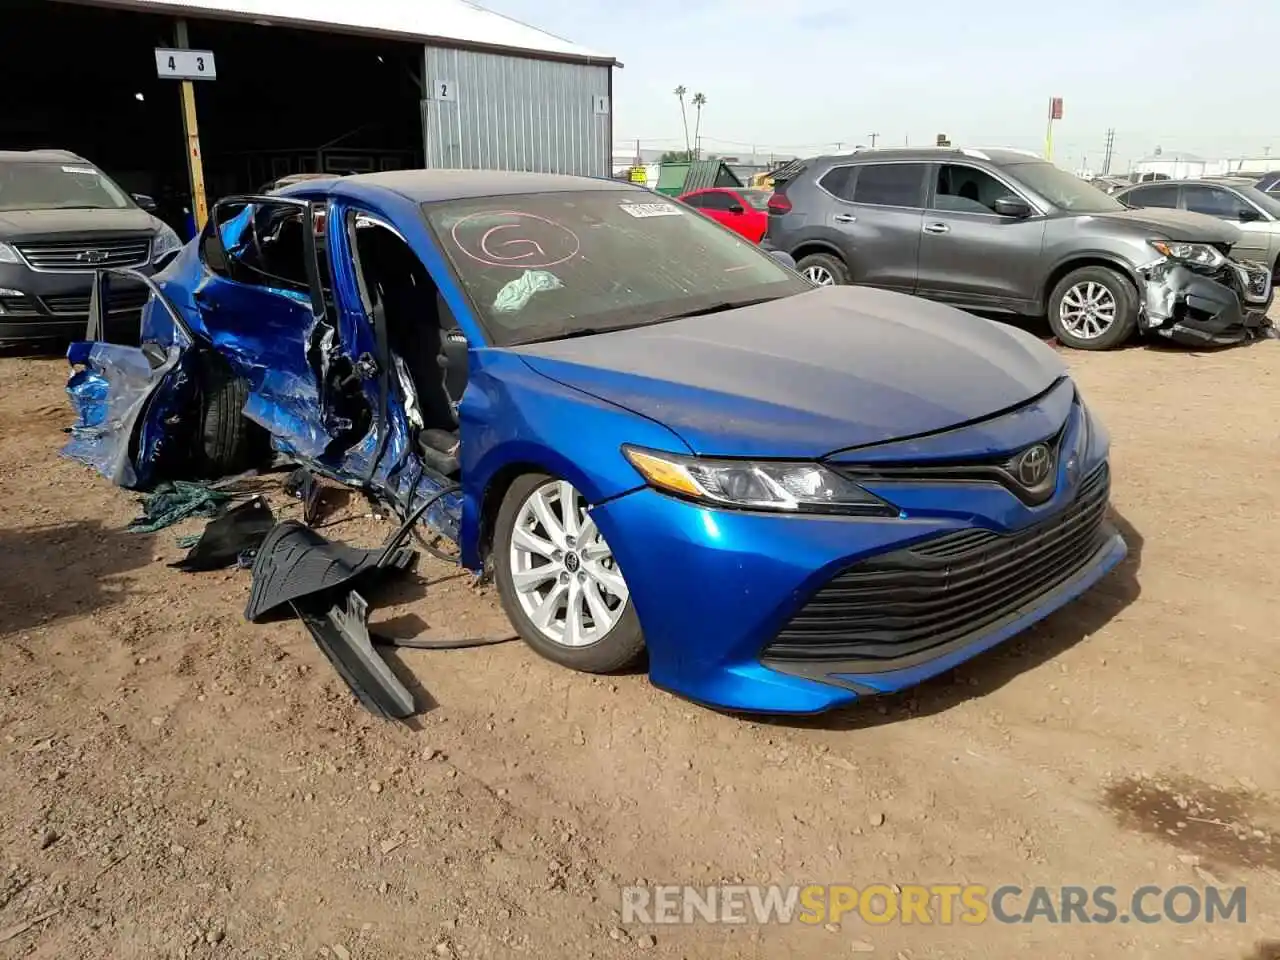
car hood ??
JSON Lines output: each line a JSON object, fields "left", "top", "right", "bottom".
{"left": 513, "top": 286, "right": 1066, "bottom": 459}
{"left": 0, "top": 207, "right": 157, "bottom": 241}
{"left": 1094, "top": 206, "right": 1241, "bottom": 245}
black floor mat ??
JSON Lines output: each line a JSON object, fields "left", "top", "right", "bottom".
{"left": 170, "top": 496, "right": 276, "bottom": 572}
{"left": 244, "top": 520, "right": 416, "bottom": 623}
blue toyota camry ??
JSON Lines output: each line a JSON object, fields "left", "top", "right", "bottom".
{"left": 63, "top": 170, "right": 1126, "bottom": 715}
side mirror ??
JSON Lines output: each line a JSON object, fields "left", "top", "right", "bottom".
{"left": 767, "top": 249, "right": 797, "bottom": 270}
{"left": 1238, "top": 207, "right": 1263, "bottom": 223}
{"left": 132, "top": 193, "right": 159, "bottom": 213}
{"left": 994, "top": 196, "right": 1033, "bottom": 219}
{"left": 727, "top": 203, "right": 745, "bottom": 215}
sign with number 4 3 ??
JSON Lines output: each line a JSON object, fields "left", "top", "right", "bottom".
{"left": 155, "top": 48, "right": 217, "bottom": 80}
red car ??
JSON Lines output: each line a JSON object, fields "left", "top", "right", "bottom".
{"left": 677, "top": 187, "right": 772, "bottom": 243}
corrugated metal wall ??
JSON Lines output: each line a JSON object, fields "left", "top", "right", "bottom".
{"left": 421, "top": 46, "right": 612, "bottom": 177}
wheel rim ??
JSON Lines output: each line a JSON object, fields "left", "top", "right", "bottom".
{"left": 508, "top": 479, "right": 630, "bottom": 648}
{"left": 804, "top": 264, "right": 836, "bottom": 285}
{"left": 1059, "top": 280, "right": 1117, "bottom": 339}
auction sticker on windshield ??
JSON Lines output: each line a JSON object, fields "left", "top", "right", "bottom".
{"left": 619, "top": 202, "right": 683, "bottom": 218}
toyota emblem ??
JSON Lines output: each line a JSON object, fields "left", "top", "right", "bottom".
{"left": 1014, "top": 443, "right": 1053, "bottom": 487}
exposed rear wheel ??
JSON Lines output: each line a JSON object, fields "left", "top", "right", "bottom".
{"left": 493, "top": 473, "right": 644, "bottom": 673}
{"left": 192, "top": 355, "right": 270, "bottom": 477}
{"left": 1047, "top": 265, "right": 1138, "bottom": 350}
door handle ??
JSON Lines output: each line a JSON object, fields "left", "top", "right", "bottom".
{"left": 923, "top": 222, "right": 950, "bottom": 234}
{"left": 834, "top": 214, "right": 857, "bottom": 224}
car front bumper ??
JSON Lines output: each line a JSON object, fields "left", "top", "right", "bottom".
{"left": 0, "top": 264, "right": 152, "bottom": 342}
{"left": 1140, "top": 257, "right": 1274, "bottom": 347}
{"left": 591, "top": 452, "right": 1127, "bottom": 715}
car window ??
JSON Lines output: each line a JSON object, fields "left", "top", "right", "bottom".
{"left": 1233, "top": 184, "right": 1280, "bottom": 218}
{"left": 423, "top": 190, "right": 812, "bottom": 347}
{"left": 699, "top": 191, "right": 737, "bottom": 211}
{"left": 681, "top": 193, "right": 706, "bottom": 209}
{"left": 932, "top": 164, "right": 1014, "bottom": 215}
{"left": 0, "top": 160, "right": 132, "bottom": 212}
{"left": 740, "top": 189, "right": 772, "bottom": 210}
{"left": 205, "top": 200, "right": 314, "bottom": 293}
{"left": 1123, "top": 184, "right": 1179, "bottom": 209}
{"left": 1002, "top": 161, "right": 1124, "bottom": 213}
{"left": 819, "top": 166, "right": 856, "bottom": 201}
{"left": 851, "top": 163, "right": 926, "bottom": 208}
{"left": 1183, "top": 185, "right": 1252, "bottom": 220}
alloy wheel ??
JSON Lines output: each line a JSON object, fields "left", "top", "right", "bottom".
{"left": 803, "top": 264, "right": 836, "bottom": 286}
{"left": 508, "top": 479, "right": 630, "bottom": 648}
{"left": 1059, "top": 280, "right": 1117, "bottom": 340}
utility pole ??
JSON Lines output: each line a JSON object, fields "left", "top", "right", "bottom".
{"left": 833, "top": 142, "right": 844, "bottom": 152}
{"left": 1102, "top": 128, "right": 1115, "bottom": 175}
{"left": 869, "top": 133, "right": 879, "bottom": 148}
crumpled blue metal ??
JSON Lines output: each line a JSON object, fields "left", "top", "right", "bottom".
{"left": 62, "top": 290, "right": 192, "bottom": 489}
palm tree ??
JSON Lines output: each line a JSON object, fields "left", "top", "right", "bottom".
{"left": 674, "top": 86, "right": 691, "bottom": 159}
{"left": 691, "top": 92, "right": 707, "bottom": 160}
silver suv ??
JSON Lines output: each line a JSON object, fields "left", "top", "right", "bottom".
{"left": 763, "top": 147, "right": 1273, "bottom": 349}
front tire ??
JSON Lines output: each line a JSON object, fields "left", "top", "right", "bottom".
{"left": 493, "top": 473, "right": 644, "bottom": 673}
{"left": 1047, "top": 266, "right": 1138, "bottom": 350}
{"left": 796, "top": 251, "right": 848, "bottom": 286}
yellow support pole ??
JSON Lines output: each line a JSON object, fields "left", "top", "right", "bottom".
{"left": 175, "top": 20, "right": 209, "bottom": 233}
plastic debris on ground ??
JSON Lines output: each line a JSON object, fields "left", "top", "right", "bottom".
{"left": 170, "top": 496, "right": 277, "bottom": 572}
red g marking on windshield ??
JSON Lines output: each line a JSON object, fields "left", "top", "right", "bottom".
{"left": 451, "top": 211, "right": 581, "bottom": 268}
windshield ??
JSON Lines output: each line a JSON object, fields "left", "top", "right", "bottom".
{"left": 0, "top": 161, "right": 133, "bottom": 212}
{"left": 1004, "top": 161, "right": 1126, "bottom": 213}
{"left": 423, "top": 189, "right": 810, "bottom": 346}
{"left": 1234, "top": 184, "right": 1280, "bottom": 219}
{"left": 740, "top": 189, "right": 772, "bottom": 210}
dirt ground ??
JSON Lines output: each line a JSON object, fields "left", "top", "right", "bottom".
{"left": 1, "top": 330, "right": 1277, "bottom": 960}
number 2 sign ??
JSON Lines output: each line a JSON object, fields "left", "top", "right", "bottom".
{"left": 154, "top": 48, "right": 218, "bottom": 81}
{"left": 431, "top": 80, "right": 458, "bottom": 102}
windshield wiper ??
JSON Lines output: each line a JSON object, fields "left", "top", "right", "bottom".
{"left": 653, "top": 295, "right": 783, "bottom": 322}
{"left": 518, "top": 326, "right": 618, "bottom": 345}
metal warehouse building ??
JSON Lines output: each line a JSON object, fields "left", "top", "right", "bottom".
{"left": 2, "top": 0, "right": 617, "bottom": 232}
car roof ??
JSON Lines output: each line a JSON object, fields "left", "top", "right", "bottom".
{"left": 1125, "top": 177, "right": 1249, "bottom": 188}
{"left": 312, "top": 169, "right": 649, "bottom": 204}
{"left": 810, "top": 146, "right": 1045, "bottom": 167}
{"left": 0, "top": 149, "right": 87, "bottom": 164}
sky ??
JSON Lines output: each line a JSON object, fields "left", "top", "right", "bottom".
{"left": 478, "top": 0, "right": 1280, "bottom": 173}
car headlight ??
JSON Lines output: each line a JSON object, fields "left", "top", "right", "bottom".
{"left": 623, "top": 446, "right": 898, "bottom": 516}
{"left": 0, "top": 241, "right": 22, "bottom": 265}
{"left": 151, "top": 225, "right": 182, "bottom": 263}
{"left": 1149, "top": 239, "right": 1225, "bottom": 268}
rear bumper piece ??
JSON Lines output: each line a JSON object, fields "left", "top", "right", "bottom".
{"left": 1141, "top": 257, "right": 1274, "bottom": 347}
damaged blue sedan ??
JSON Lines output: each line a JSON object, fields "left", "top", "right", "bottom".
{"left": 63, "top": 171, "right": 1127, "bottom": 715}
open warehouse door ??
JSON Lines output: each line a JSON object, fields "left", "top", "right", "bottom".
{"left": 1, "top": 0, "right": 426, "bottom": 239}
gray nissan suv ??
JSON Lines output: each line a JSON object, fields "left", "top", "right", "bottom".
{"left": 763, "top": 147, "right": 1274, "bottom": 349}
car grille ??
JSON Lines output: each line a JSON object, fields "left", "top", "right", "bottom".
{"left": 0, "top": 288, "right": 150, "bottom": 318}
{"left": 762, "top": 464, "right": 1112, "bottom": 664}
{"left": 14, "top": 237, "right": 151, "bottom": 271}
